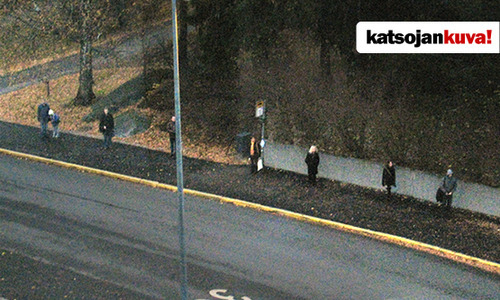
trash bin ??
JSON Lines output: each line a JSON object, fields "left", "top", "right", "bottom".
{"left": 235, "top": 132, "right": 251, "bottom": 157}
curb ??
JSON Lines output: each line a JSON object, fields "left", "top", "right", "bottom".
{"left": 1, "top": 147, "right": 499, "bottom": 275}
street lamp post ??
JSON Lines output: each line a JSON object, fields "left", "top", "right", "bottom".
{"left": 171, "top": 0, "right": 188, "bottom": 299}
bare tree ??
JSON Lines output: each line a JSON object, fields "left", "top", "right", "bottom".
{"left": 73, "top": 0, "right": 96, "bottom": 106}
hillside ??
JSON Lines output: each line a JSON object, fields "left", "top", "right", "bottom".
{"left": 1, "top": 1, "right": 498, "bottom": 187}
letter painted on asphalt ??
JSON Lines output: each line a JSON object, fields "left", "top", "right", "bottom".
{"left": 210, "top": 289, "right": 234, "bottom": 299}
{"left": 195, "top": 289, "right": 252, "bottom": 300}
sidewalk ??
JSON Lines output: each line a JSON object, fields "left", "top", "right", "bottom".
{"left": 265, "top": 141, "right": 500, "bottom": 217}
{"left": 1, "top": 120, "right": 499, "bottom": 268}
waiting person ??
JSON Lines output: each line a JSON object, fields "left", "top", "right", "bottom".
{"left": 249, "top": 136, "right": 261, "bottom": 174}
{"left": 48, "top": 109, "right": 61, "bottom": 138}
{"left": 37, "top": 102, "right": 50, "bottom": 139}
{"left": 99, "top": 108, "right": 114, "bottom": 149}
{"left": 382, "top": 160, "right": 396, "bottom": 199}
{"left": 305, "top": 145, "right": 320, "bottom": 185}
{"left": 438, "top": 169, "right": 458, "bottom": 208}
{"left": 167, "top": 116, "right": 176, "bottom": 157}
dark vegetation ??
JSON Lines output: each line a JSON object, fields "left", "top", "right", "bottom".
{"left": 142, "top": 0, "right": 500, "bottom": 186}
{"left": 1, "top": 0, "right": 499, "bottom": 186}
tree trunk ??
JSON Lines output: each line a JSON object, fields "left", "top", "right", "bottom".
{"left": 74, "top": 0, "right": 95, "bottom": 106}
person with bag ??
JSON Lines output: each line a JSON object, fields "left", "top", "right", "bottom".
{"left": 249, "top": 136, "right": 261, "bottom": 174}
{"left": 48, "top": 109, "right": 61, "bottom": 138}
{"left": 305, "top": 145, "right": 320, "bottom": 185}
{"left": 436, "top": 169, "right": 458, "bottom": 208}
{"left": 99, "top": 107, "right": 114, "bottom": 149}
{"left": 382, "top": 160, "right": 396, "bottom": 199}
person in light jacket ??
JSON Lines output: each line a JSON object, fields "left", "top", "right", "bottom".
{"left": 305, "top": 145, "right": 320, "bottom": 185}
{"left": 48, "top": 109, "right": 61, "bottom": 138}
{"left": 439, "top": 169, "right": 458, "bottom": 208}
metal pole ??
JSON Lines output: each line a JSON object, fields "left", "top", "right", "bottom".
{"left": 260, "top": 101, "right": 266, "bottom": 167}
{"left": 260, "top": 118, "right": 265, "bottom": 166}
{"left": 45, "top": 80, "right": 50, "bottom": 98}
{"left": 171, "top": 1, "right": 188, "bottom": 299}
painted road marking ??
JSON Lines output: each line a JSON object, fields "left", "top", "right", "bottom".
{"left": 195, "top": 289, "right": 252, "bottom": 300}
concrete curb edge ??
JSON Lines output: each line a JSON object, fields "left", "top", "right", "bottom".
{"left": 1, "top": 147, "right": 498, "bottom": 275}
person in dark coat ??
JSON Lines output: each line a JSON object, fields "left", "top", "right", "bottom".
{"left": 249, "top": 136, "right": 261, "bottom": 174}
{"left": 167, "top": 116, "right": 176, "bottom": 157}
{"left": 438, "top": 169, "right": 458, "bottom": 208}
{"left": 382, "top": 160, "right": 396, "bottom": 199}
{"left": 305, "top": 145, "right": 320, "bottom": 185}
{"left": 37, "top": 102, "right": 50, "bottom": 139}
{"left": 99, "top": 108, "right": 114, "bottom": 149}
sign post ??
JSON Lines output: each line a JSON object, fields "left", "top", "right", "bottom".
{"left": 255, "top": 101, "right": 264, "bottom": 118}
{"left": 256, "top": 101, "right": 266, "bottom": 169}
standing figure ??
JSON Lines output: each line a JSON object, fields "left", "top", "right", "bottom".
{"left": 99, "top": 108, "right": 114, "bottom": 149}
{"left": 382, "top": 160, "right": 396, "bottom": 199}
{"left": 48, "top": 109, "right": 61, "bottom": 138}
{"left": 249, "top": 137, "right": 261, "bottom": 174}
{"left": 305, "top": 146, "right": 320, "bottom": 185}
{"left": 167, "top": 116, "right": 176, "bottom": 157}
{"left": 439, "top": 169, "right": 458, "bottom": 208}
{"left": 37, "top": 102, "right": 50, "bottom": 139}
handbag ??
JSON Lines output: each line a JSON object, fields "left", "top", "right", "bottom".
{"left": 257, "top": 158, "right": 263, "bottom": 171}
{"left": 436, "top": 187, "right": 445, "bottom": 203}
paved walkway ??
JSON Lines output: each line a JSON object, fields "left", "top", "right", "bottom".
{"left": 0, "top": 23, "right": 169, "bottom": 96}
{"left": 265, "top": 141, "right": 500, "bottom": 217}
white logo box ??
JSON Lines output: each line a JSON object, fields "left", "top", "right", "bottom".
{"left": 357, "top": 21, "right": 499, "bottom": 53}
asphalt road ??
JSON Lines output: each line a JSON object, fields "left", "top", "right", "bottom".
{"left": 0, "top": 154, "right": 498, "bottom": 299}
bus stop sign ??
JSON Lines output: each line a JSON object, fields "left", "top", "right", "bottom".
{"left": 255, "top": 101, "right": 265, "bottom": 118}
